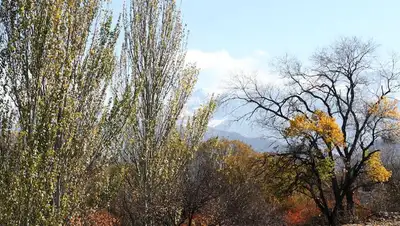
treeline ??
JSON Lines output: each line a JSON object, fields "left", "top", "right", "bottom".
{"left": 0, "top": 0, "right": 400, "bottom": 226}
{"left": 0, "top": 0, "right": 214, "bottom": 224}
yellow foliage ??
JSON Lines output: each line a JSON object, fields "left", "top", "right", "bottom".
{"left": 369, "top": 97, "right": 400, "bottom": 119}
{"left": 212, "top": 139, "right": 264, "bottom": 183}
{"left": 223, "top": 140, "right": 261, "bottom": 170}
{"left": 369, "top": 97, "right": 400, "bottom": 141}
{"left": 366, "top": 152, "right": 392, "bottom": 183}
{"left": 285, "top": 110, "right": 345, "bottom": 148}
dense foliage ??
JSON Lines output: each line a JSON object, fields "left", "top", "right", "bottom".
{"left": 0, "top": 1, "right": 399, "bottom": 226}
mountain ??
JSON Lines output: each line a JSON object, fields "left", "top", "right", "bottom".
{"left": 185, "top": 89, "right": 281, "bottom": 152}
{"left": 187, "top": 89, "right": 265, "bottom": 134}
{"left": 204, "top": 127, "right": 280, "bottom": 152}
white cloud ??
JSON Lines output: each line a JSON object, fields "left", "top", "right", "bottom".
{"left": 185, "top": 49, "right": 280, "bottom": 94}
{"left": 186, "top": 50, "right": 258, "bottom": 71}
{"left": 208, "top": 118, "right": 226, "bottom": 128}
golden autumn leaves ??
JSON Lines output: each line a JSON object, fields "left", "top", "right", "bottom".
{"left": 284, "top": 110, "right": 345, "bottom": 148}
{"left": 284, "top": 97, "right": 398, "bottom": 183}
{"left": 366, "top": 152, "right": 392, "bottom": 183}
{"left": 368, "top": 97, "right": 400, "bottom": 119}
{"left": 365, "top": 96, "right": 399, "bottom": 182}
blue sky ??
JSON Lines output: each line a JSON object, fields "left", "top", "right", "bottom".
{"left": 180, "top": 0, "right": 400, "bottom": 58}
{"left": 111, "top": 0, "right": 400, "bottom": 92}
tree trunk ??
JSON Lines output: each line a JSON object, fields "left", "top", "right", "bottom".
{"left": 327, "top": 212, "right": 339, "bottom": 226}
{"left": 54, "top": 175, "right": 61, "bottom": 209}
{"left": 334, "top": 199, "right": 344, "bottom": 223}
{"left": 188, "top": 214, "right": 193, "bottom": 226}
{"left": 346, "top": 191, "right": 355, "bottom": 221}
{"left": 319, "top": 205, "right": 338, "bottom": 226}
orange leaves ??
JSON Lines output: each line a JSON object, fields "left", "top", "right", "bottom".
{"left": 285, "top": 210, "right": 304, "bottom": 225}
{"left": 70, "top": 210, "right": 120, "bottom": 226}
{"left": 284, "top": 195, "right": 320, "bottom": 225}
{"left": 284, "top": 110, "right": 345, "bottom": 148}
{"left": 365, "top": 152, "right": 392, "bottom": 183}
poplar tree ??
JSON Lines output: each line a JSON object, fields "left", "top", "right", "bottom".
{"left": 119, "top": 0, "right": 215, "bottom": 225}
{"left": 0, "top": 0, "right": 135, "bottom": 224}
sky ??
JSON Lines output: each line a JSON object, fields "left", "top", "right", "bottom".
{"left": 109, "top": 0, "right": 400, "bottom": 136}
{"left": 111, "top": 0, "right": 400, "bottom": 94}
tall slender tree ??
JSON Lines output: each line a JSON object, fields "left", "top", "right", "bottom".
{"left": 0, "top": 0, "right": 135, "bottom": 224}
{"left": 119, "top": 0, "right": 215, "bottom": 225}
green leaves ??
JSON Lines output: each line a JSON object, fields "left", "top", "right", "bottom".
{"left": 0, "top": 0, "right": 129, "bottom": 224}
{"left": 315, "top": 158, "right": 335, "bottom": 181}
{"left": 117, "top": 0, "right": 216, "bottom": 224}
{"left": 0, "top": 0, "right": 215, "bottom": 224}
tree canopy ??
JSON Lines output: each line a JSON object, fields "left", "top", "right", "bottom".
{"left": 1, "top": 1, "right": 400, "bottom": 225}
{"left": 225, "top": 37, "right": 400, "bottom": 225}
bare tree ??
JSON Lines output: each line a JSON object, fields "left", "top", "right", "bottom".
{"left": 179, "top": 141, "right": 225, "bottom": 226}
{"left": 183, "top": 139, "right": 285, "bottom": 226}
{"left": 224, "top": 37, "right": 400, "bottom": 225}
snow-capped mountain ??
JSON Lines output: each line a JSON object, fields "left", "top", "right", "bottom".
{"left": 186, "top": 89, "right": 278, "bottom": 152}
{"left": 205, "top": 127, "right": 280, "bottom": 152}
